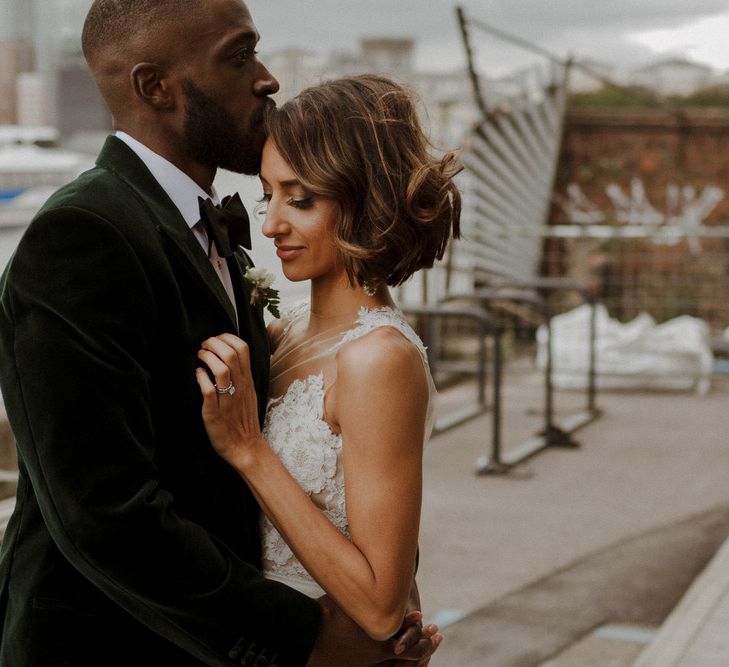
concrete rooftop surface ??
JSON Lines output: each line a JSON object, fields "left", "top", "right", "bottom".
{"left": 0, "top": 363, "right": 726, "bottom": 665}
{"left": 417, "top": 370, "right": 729, "bottom": 666}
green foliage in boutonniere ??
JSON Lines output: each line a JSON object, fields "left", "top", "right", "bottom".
{"left": 244, "top": 267, "right": 280, "bottom": 318}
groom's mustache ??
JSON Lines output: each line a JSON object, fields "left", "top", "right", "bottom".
{"left": 255, "top": 98, "right": 277, "bottom": 127}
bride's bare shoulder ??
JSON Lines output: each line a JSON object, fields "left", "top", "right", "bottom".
{"left": 337, "top": 327, "right": 426, "bottom": 390}
{"left": 331, "top": 326, "right": 429, "bottom": 447}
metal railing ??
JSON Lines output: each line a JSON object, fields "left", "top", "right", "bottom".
{"left": 440, "top": 278, "right": 601, "bottom": 473}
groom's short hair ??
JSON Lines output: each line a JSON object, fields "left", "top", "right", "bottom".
{"left": 82, "top": 0, "right": 199, "bottom": 64}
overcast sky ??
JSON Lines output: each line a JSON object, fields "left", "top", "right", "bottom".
{"left": 246, "top": 1, "right": 729, "bottom": 76}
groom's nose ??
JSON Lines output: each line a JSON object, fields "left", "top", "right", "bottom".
{"left": 253, "top": 62, "right": 279, "bottom": 97}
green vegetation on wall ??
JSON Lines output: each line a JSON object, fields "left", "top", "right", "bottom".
{"left": 569, "top": 85, "right": 729, "bottom": 108}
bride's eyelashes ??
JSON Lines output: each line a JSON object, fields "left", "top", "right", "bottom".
{"left": 256, "top": 193, "right": 315, "bottom": 211}
{"left": 287, "top": 196, "right": 314, "bottom": 210}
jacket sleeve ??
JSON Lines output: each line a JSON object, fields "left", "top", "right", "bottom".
{"left": 0, "top": 208, "right": 321, "bottom": 666}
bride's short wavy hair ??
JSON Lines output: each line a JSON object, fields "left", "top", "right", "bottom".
{"left": 265, "top": 75, "right": 462, "bottom": 288}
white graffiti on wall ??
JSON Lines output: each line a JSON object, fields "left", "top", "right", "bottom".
{"left": 560, "top": 178, "right": 724, "bottom": 253}
{"left": 562, "top": 183, "right": 605, "bottom": 225}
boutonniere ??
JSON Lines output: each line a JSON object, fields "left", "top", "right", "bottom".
{"left": 244, "top": 267, "right": 281, "bottom": 318}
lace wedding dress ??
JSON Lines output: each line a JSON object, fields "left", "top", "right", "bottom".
{"left": 260, "top": 301, "right": 436, "bottom": 598}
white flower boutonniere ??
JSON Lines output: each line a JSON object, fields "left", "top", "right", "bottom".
{"left": 244, "top": 267, "right": 280, "bottom": 318}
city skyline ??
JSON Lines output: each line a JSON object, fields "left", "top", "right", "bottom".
{"left": 246, "top": 1, "right": 729, "bottom": 76}
{"left": 3, "top": 0, "right": 729, "bottom": 78}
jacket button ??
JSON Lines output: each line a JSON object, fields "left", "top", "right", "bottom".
{"left": 240, "top": 642, "right": 257, "bottom": 665}
{"left": 228, "top": 636, "right": 247, "bottom": 660}
{"left": 253, "top": 648, "right": 269, "bottom": 666}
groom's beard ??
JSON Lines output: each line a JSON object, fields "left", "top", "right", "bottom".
{"left": 181, "top": 79, "right": 268, "bottom": 175}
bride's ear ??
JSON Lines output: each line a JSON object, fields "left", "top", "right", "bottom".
{"left": 131, "top": 63, "right": 176, "bottom": 111}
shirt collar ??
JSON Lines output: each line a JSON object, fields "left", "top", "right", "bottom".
{"left": 115, "top": 131, "right": 219, "bottom": 229}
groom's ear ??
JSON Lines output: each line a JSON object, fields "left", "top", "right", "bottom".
{"left": 130, "top": 63, "right": 176, "bottom": 111}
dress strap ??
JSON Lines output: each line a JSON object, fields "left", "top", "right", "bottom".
{"left": 333, "top": 307, "right": 428, "bottom": 364}
{"left": 279, "top": 298, "right": 310, "bottom": 335}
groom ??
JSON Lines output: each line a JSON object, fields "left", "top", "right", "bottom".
{"left": 0, "top": 0, "right": 433, "bottom": 665}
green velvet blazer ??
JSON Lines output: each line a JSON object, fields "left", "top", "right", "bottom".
{"left": 0, "top": 137, "right": 321, "bottom": 666}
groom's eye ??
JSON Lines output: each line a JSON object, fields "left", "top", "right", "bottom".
{"left": 234, "top": 47, "right": 258, "bottom": 64}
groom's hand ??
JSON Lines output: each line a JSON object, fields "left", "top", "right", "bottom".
{"left": 307, "top": 596, "right": 441, "bottom": 666}
{"left": 386, "top": 577, "right": 442, "bottom": 666}
{"left": 383, "top": 611, "right": 441, "bottom": 666}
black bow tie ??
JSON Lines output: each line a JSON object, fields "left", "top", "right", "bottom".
{"left": 197, "top": 193, "right": 252, "bottom": 258}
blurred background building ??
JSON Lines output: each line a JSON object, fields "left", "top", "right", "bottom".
{"left": 0, "top": 0, "right": 110, "bottom": 133}
{"left": 2, "top": 0, "right": 729, "bottom": 149}
{"left": 0, "top": 0, "right": 728, "bottom": 337}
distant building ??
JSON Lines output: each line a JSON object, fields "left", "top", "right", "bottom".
{"left": 631, "top": 59, "right": 715, "bottom": 97}
{"left": 325, "top": 38, "right": 416, "bottom": 82}
{"left": 266, "top": 48, "right": 326, "bottom": 104}
{"left": 56, "top": 57, "right": 110, "bottom": 139}
{"left": 360, "top": 38, "right": 414, "bottom": 78}
{"left": 16, "top": 71, "right": 51, "bottom": 126}
{"left": 0, "top": 40, "right": 34, "bottom": 124}
{"left": 413, "top": 69, "right": 476, "bottom": 146}
{"left": 0, "top": 0, "right": 34, "bottom": 41}
{"left": 56, "top": 0, "right": 92, "bottom": 57}
{"left": 0, "top": 0, "right": 94, "bottom": 130}
{"left": 567, "top": 59, "right": 619, "bottom": 93}
{"left": 266, "top": 37, "right": 477, "bottom": 147}
{"left": 712, "top": 69, "right": 729, "bottom": 87}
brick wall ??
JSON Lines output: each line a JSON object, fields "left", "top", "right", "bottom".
{"left": 547, "top": 108, "right": 729, "bottom": 331}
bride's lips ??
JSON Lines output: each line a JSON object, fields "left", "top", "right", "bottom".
{"left": 276, "top": 245, "right": 305, "bottom": 261}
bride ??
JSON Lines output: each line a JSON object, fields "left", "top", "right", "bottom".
{"left": 196, "top": 74, "right": 460, "bottom": 659}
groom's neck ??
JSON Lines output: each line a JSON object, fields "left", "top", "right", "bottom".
{"left": 116, "top": 125, "right": 217, "bottom": 195}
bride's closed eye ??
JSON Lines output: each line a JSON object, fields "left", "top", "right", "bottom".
{"left": 287, "top": 196, "right": 314, "bottom": 210}
{"left": 256, "top": 193, "right": 316, "bottom": 212}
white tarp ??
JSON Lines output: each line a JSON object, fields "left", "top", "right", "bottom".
{"left": 536, "top": 304, "right": 713, "bottom": 393}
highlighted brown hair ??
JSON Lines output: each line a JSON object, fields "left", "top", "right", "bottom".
{"left": 266, "top": 74, "right": 461, "bottom": 288}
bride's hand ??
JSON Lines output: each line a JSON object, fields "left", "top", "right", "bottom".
{"left": 195, "top": 333, "right": 264, "bottom": 470}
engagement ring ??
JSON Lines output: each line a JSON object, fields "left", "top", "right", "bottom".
{"left": 215, "top": 381, "right": 236, "bottom": 396}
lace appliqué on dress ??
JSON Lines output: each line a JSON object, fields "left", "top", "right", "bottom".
{"left": 279, "top": 298, "right": 309, "bottom": 335}
{"left": 261, "top": 372, "right": 349, "bottom": 583}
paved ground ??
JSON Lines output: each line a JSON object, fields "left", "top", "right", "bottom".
{"left": 433, "top": 505, "right": 729, "bottom": 666}
{"left": 0, "top": 362, "right": 726, "bottom": 665}
{"left": 417, "top": 369, "right": 729, "bottom": 666}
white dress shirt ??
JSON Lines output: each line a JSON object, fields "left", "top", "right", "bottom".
{"left": 115, "top": 131, "right": 238, "bottom": 324}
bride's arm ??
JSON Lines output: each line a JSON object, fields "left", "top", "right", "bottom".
{"left": 196, "top": 330, "right": 428, "bottom": 641}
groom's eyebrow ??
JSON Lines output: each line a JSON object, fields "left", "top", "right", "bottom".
{"left": 220, "top": 29, "right": 259, "bottom": 53}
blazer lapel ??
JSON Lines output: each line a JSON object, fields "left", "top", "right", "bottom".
{"left": 229, "top": 250, "right": 270, "bottom": 421}
{"left": 155, "top": 211, "right": 239, "bottom": 331}
{"left": 95, "top": 136, "right": 238, "bottom": 332}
